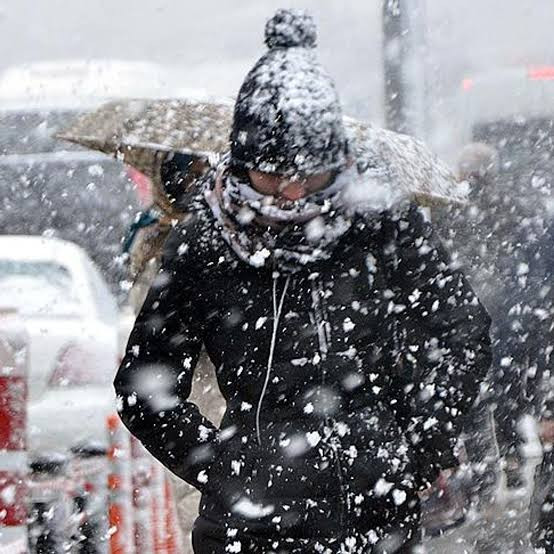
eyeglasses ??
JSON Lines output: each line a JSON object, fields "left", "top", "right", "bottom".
{"left": 247, "top": 170, "right": 334, "bottom": 200}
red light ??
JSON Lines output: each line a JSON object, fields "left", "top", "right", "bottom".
{"left": 528, "top": 66, "right": 554, "bottom": 80}
{"left": 462, "top": 78, "right": 474, "bottom": 91}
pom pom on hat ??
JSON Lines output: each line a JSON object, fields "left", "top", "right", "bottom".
{"left": 264, "top": 9, "right": 317, "bottom": 49}
{"left": 231, "top": 8, "right": 347, "bottom": 177}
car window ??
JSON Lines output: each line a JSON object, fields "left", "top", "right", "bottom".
{"left": 0, "top": 260, "right": 81, "bottom": 316}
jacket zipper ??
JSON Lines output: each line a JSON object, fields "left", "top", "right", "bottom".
{"left": 311, "top": 277, "right": 349, "bottom": 534}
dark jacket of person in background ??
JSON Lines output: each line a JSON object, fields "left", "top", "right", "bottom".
{"left": 434, "top": 143, "right": 554, "bottom": 489}
{"left": 124, "top": 152, "right": 209, "bottom": 313}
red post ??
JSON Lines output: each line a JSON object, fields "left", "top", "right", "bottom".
{"left": 148, "top": 465, "right": 183, "bottom": 554}
{"left": 150, "top": 463, "right": 165, "bottom": 553}
{"left": 107, "top": 414, "right": 134, "bottom": 554}
{"left": 130, "top": 437, "right": 154, "bottom": 553}
{"left": 0, "top": 311, "right": 28, "bottom": 554}
{"left": 163, "top": 476, "right": 182, "bottom": 554}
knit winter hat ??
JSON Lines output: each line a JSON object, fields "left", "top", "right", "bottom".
{"left": 230, "top": 9, "right": 349, "bottom": 177}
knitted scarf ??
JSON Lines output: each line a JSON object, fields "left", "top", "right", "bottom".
{"left": 205, "top": 161, "right": 356, "bottom": 271}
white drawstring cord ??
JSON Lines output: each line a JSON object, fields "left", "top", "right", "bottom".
{"left": 310, "top": 280, "right": 330, "bottom": 362}
{"left": 255, "top": 274, "right": 291, "bottom": 446}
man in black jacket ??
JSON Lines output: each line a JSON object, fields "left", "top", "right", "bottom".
{"left": 125, "top": 152, "right": 210, "bottom": 313}
{"left": 115, "top": 9, "right": 491, "bottom": 553}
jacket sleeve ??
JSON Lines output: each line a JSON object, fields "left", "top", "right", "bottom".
{"left": 114, "top": 224, "right": 220, "bottom": 492}
{"left": 383, "top": 204, "right": 492, "bottom": 485}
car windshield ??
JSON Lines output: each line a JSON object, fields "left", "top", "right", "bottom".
{"left": 0, "top": 260, "right": 81, "bottom": 316}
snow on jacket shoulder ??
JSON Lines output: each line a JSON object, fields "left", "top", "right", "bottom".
{"left": 114, "top": 197, "right": 492, "bottom": 520}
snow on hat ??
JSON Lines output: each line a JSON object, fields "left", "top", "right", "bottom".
{"left": 230, "top": 9, "right": 349, "bottom": 177}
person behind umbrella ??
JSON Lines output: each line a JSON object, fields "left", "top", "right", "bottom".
{"left": 123, "top": 151, "right": 209, "bottom": 313}
{"left": 114, "top": 9, "right": 491, "bottom": 553}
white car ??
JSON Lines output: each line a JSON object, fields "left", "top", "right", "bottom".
{"left": 0, "top": 61, "right": 206, "bottom": 453}
{"left": 0, "top": 235, "right": 121, "bottom": 454}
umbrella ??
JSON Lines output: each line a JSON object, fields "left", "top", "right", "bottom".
{"left": 56, "top": 98, "right": 465, "bottom": 207}
{"left": 55, "top": 97, "right": 234, "bottom": 184}
{"left": 345, "top": 118, "right": 467, "bottom": 206}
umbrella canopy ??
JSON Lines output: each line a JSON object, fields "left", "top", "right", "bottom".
{"left": 56, "top": 97, "right": 465, "bottom": 207}
{"left": 56, "top": 97, "right": 233, "bottom": 183}
{"left": 346, "top": 118, "right": 467, "bottom": 206}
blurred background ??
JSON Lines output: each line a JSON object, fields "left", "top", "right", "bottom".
{"left": 2, "top": 1, "right": 554, "bottom": 151}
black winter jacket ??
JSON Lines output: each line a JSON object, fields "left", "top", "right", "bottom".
{"left": 115, "top": 195, "right": 491, "bottom": 538}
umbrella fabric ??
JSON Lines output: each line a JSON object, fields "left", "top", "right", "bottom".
{"left": 56, "top": 98, "right": 465, "bottom": 206}
{"left": 346, "top": 118, "right": 467, "bottom": 206}
{"left": 56, "top": 97, "right": 233, "bottom": 180}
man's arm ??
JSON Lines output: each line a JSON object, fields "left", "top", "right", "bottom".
{"left": 114, "top": 224, "right": 220, "bottom": 492}
{"left": 384, "top": 205, "right": 492, "bottom": 484}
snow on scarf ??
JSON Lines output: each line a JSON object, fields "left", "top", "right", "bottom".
{"left": 205, "top": 160, "right": 357, "bottom": 271}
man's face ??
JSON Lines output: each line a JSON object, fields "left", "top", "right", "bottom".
{"left": 248, "top": 170, "right": 332, "bottom": 202}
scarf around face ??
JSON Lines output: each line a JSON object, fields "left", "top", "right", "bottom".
{"left": 204, "top": 160, "right": 357, "bottom": 271}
